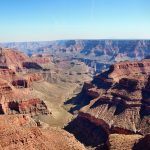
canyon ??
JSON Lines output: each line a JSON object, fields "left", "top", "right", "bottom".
{"left": 0, "top": 41, "right": 149, "bottom": 150}
{"left": 65, "top": 59, "right": 150, "bottom": 149}
{"left": 1, "top": 40, "right": 150, "bottom": 73}
{"left": 0, "top": 47, "right": 90, "bottom": 150}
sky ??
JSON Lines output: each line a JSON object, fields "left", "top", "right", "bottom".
{"left": 0, "top": 0, "right": 150, "bottom": 42}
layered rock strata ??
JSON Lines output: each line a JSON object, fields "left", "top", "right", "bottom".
{"left": 65, "top": 59, "right": 150, "bottom": 149}
{"left": 0, "top": 48, "right": 49, "bottom": 116}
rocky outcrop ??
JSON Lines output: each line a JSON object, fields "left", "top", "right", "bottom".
{"left": 0, "top": 74, "right": 46, "bottom": 117}
{"left": 0, "top": 115, "right": 85, "bottom": 150}
{"left": 0, "top": 69, "right": 16, "bottom": 81}
{"left": 0, "top": 48, "right": 52, "bottom": 71}
{"left": 0, "top": 48, "right": 49, "bottom": 117}
{"left": 65, "top": 59, "right": 150, "bottom": 149}
{"left": 0, "top": 48, "right": 86, "bottom": 150}
{"left": 19, "top": 99, "right": 48, "bottom": 115}
{"left": 11, "top": 73, "right": 43, "bottom": 88}
{"left": 0, "top": 48, "right": 29, "bottom": 71}
{"left": 108, "top": 133, "right": 150, "bottom": 150}
{"left": 24, "top": 73, "right": 43, "bottom": 82}
{"left": 65, "top": 112, "right": 109, "bottom": 149}
{"left": 109, "top": 59, "right": 150, "bottom": 81}
{"left": 31, "top": 54, "right": 51, "bottom": 64}
{"left": 0, "top": 79, "right": 12, "bottom": 93}
{"left": 109, "top": 134, "right": 142, "bottom": 150}
{"left": 0, "top": 92, "right": 49, "bottom": 116}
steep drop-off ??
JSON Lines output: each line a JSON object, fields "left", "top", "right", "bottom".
{"left": 65, "top": 59, "right": 150, "bottom": 149}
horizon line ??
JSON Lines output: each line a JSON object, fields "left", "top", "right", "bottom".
{"left": 1, "top": 38, "right": 150, "bottom": 43}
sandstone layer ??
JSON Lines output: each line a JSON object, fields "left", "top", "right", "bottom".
{"left": 0, "top": 48, "right": 87, "bottom": 150}
{"left": 0, "top": 115, "right": 85, "bottom": 150}
{"left": 65, "top": 59, "right": 150, "bottom": 149}
{"left": 0, "top": 48, "right": 49, "bottom": 116}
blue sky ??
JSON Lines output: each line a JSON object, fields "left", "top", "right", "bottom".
{"left": 0, "top": 0, "right": 150, "bottom": 42}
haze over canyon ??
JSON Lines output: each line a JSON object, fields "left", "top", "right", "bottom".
{"left": 0, "top": 39, "right": 149, "bottom": 150}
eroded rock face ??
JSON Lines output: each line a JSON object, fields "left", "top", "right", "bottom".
{"left": 0, "top": 48, "right": 29, "bottom": 71}
{"left": 31, "top": 54, "right": 51, "bottom": 64}
{"left": 12, "top": 73, "right": 43, "bottom": 88}
{"left": 0, "top": 48, "right": 52, "bottom": 71}
{"left": 25, "top": 73, "right": 43, "bottom": 82}
{"left": 0, "top": 115, "right": 85, "bottom": 150}
{"left": 0, "top": 83, "right": 49, "bottom": 116}
{"left": 0, "top": 78, "right": 48, "bottom": 116}
{"left": 65, "top": 112, "right": 109, "bottom": 148}
{"left": 65, "top": 59, "right": 150, "bottom": 148}
{"left": 0, "top": 79, "right": 12, "bottom": 93}
{"left": 109, "top": 133, "right": 150, "bottom": 150}
{"left": 0, "top": 48, "right": 86, "bottom": 150}
{"left": 109, "top": 59, "right": 150, "bottom": 82}
{"left": 109, "top": 134, "right": 142, "bottom": 150}
{"left": 0, "top": 48, "right": 49, "bottom": 117}
{"left": 0, "top": 69, "right": 15, "bottom": 81}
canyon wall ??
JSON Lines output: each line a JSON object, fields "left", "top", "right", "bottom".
{"left": 65, "top": 59, "right": 150, "bottom": 149}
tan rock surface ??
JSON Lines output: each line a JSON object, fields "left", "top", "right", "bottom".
{"left": 0, "top": 115, "right": 85, "bottom": 150}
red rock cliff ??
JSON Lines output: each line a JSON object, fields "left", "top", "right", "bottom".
{"left": 65, "top": 59, "right": 150, "bottom": 149}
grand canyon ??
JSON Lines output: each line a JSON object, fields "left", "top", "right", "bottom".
{"left": 0, "top": 40, "right": 149, "bottom": 150}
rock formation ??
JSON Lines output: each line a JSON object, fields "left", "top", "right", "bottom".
{"left": 65, "top": 59, "right": 150, "bottom": 149}
{"left": 0, "top": 115, "right": 85, "bottom": 150}
{"left": 0, "top": 48, "right": 49, "bottom": 116}
{"left": 109, "top": 59, "right": 150, "bottom": 81}
{"left": 0, "top": 48, "right": 87, "bottom": 150}
{"left": 109, "top": 134, "right": 142, "bottom": 150}
{"left": 2, "top": 40, "right": 150, "bottom": 73}
{"left": 0, "top": 48, "right": 29, "bottom": 71}
{"left": 31, "top": 54, "right": 51, "bottom": 64}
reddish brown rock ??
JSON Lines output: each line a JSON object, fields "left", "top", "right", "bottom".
{"left": 0, "top": 79, "right": 12, "bottom": 93}
{"left": 0, "top": 48, "right": 86, "bottom": 150}
{"left": 11, "top": 73, "right": 43, "bottom": 88}
{"left": 0, "top": 87, "right": 49, "bottom": 116}
{"left": 0, "top": 48, "right": 29, "bottom": 71}
{"left": 0, "top": 69, "right": 16, "bottom": 81}
{"left": 24, "top": 73, "right": 43, "bottom": 83}
{"left": 0, "top": 115, "right": 85, "bottom": 150}
{"left": 66, "top": 59, "right": 150, "bottom": 148}
{"left": 31, "top": 54, "right": 51, "bottom": 64}
{"left": 109, "top": 59, "right": 150, "bottom": 82}
{"left": 0, "top": 48, "right": 52, "bottom": 71}
{"left": 0, "top": 48, "right": 48, "bottom": 116}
